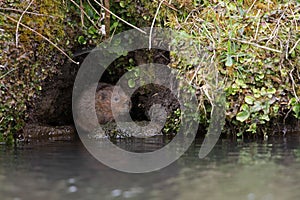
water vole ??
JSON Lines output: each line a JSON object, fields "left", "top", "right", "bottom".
{"left": 74, "top": 83, "right": 131, "bottom": 132}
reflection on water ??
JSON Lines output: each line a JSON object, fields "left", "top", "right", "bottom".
{"left": 1, "top": 135, "right": 300, "bottom": 200}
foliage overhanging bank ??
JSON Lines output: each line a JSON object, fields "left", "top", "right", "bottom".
{"left": 107, "top": 0, "right": 300, "bottom": 135}
{"left": 0, "top": 0, "right": 299, "bottom": 143}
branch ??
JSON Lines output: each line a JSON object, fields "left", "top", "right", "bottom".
{"left": 103, "top": 0, "right": 110, "bottom": 39}
{"left": 289, "top": 38, "right": 300, "bottom": 54}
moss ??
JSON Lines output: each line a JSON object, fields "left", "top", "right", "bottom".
{"left": 0, "top": 0, "right": 74, "bottom": 143}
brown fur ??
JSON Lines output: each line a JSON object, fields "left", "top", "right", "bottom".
{"left": 74, "top": 83, "right": 131, "bottom": 132}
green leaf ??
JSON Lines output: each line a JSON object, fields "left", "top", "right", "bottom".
{"left": 225, "top": 55, "right": 233, "bottom": 67}
{"left": 260, "top": 87, "right": 266, "bottom": 96}
{"left": 245, "top": 96, "right": 255, "bottom": 105}
{"left": 292, "top": 103, "right": 300, "bottom": 119}
{"left": 259, "top": 114, "right": 270, "bottom": 121}
{"left": 236, "top": 110, "right": 250, "bottom": 122}
{"left": 119, "top": 1, "right": 126, "bottom": 8}
{"left": 291, "top": 50, "right": 296, "bottom": 58}
{"left": 257, "top": 73, "right": 264, "bottom": 79}
{"left": 241, "top": 104, "right": 249, "bottom": 111}
{"left": 272, "top": 104, "right": 279, "bottom": 113}
{"left": 237, "top": 131, "right": 243, "bottom": 137}
{"left": 88, "top": 26, "right": 97, "bottom": 35}
{"left": 289, "top": 97, "right": 297, "bottom": 105}
{"left": 235, "top": 79, "right": 247, "bottom": 88}
{"left": 128, "top": 79, "right": 135, "bottom": 88}
{"left": 77, "top": 36, "right": 86, "bottom": 45}
{"left": 111, "top": 22, "right": 119, "bottom": 30}
{"left": 134, "top": 68, "right": 140, "bottom": 77}
{"left": 228, "top": 3, "right": 237, "bottom": 11}
{"left": 251, "top": 101, "right": 263, "bottom": 112}
{"left": 122, "top": 51, "right": 128, "bottom": 56}
{"left": 267, "top": 87, "right": 276, "bottom": 94}
{"left": 247, "top": 123, "right": 257, "bottom": 133}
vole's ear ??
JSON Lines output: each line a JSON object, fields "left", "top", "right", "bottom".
{"left": 96, "top": 82, "right": 111, "bottom": 91}
{"left": 98, "top": 91, "right": 107, "bottom": 100}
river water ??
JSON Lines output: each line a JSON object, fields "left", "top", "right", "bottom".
{"left": 1, "top": 134, "right": 300, "bottom": 200}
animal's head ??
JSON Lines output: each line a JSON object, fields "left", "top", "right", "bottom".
{"left": 111, "top": 86, "right": 131, "bottom": 114}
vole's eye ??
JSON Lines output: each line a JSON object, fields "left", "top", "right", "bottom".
{"left": 112, "top": 95, "right": 120, "bottom": 103}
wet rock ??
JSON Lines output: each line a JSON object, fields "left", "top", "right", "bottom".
{"left": 20, "top": 124, "right": 76, "bottom": 141}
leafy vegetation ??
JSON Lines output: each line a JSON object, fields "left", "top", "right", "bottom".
{"left": 91, "top": 0, "right": 300, "bottom": 136}
{"left": 0, "top": 0, "right": 78, "bottom": 143}
{"left": 0, "top": 0, "right": 299, "bottom": 143}
{"left": 160, "top": 0, "right": 300, "bottom": 135}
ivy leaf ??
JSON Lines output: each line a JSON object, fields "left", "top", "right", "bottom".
{"left": 77, "top": 36, "right": 86, "bottom": 45}
{"left": 259, "top": 114, "right": 270, "bottom": 121}
{"left": 128, "top": 79, "right": 135, "bottom": 88}
{"left": 241, "top": 104, "right": 249, "bottom": 111}
{"left": 236, "top": 110, "right": 250, "bottom": 122}
{"left": 289, "top": 97, "right": 297, "bottom": 105}
{"left": 247, "top": 123, "right": 257, "bottom": 134}
{"left": 267, "top": 87, "right": 276, "bottom": 94}
{"left": 134, "top": 68, "right": 140, "bottom": 77}
{"left": 237, "top": 131, "right": 243, "bottom": 137}
{"left": 88, "top": 26, "right": 97, "bottom": 35}
{"left": 292, "top": 103, "right": 300, "bottom": 119}
{"left": 245, "top": 96, "right": 255, "bottom": 105}
{"left": 251, "top": 101, "right": 263, "bottom": 112}
{"left": 119, "top": 1, "right": 126, "bottom": 8}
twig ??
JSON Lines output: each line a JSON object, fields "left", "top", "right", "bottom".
{"left": 0, "top": 67, "right": 18, "bottom": 79}
{"left": 201, "top": 23, "right": 215, "bottom": 46}
{"left": 283, "top": 107, "right": 292, "bottom": 125}
{"left": 189, "top": 64, "right": 201, "bottom": 85}
{"left": 254, "top": 9, "right": 261, "bottom": 40}
{"left": 93, "top": 0, "right": 146, "bottom": 34}
{"left": 231, "top": 38, "right": 282, "bottom": 53}
{"left": 87, "top": 0, "right": 101, "bottom": 18}
{"left": 289, "top": 7, "right": 298, "bottom": 31}
{"left": 246, "top": 0, "right": 257, "bottom": 15}
{"left": 0, "top": 7, "right": 56, "bottom": 18}
{"left": 289, "top": 38, "right": 300, "bottom": 54}
{"left": 149, "top": 0, "right": 164, "bottom": 49}
{"left": 16, "top": 0, "right": 33, "bottom": 47}
{"left": 109, "top": 20, "right": 118, "bottom": 43}
{"left": 154, "top": 0, "right": 178, "bottom": 11}
{"left": 80, "top": 0, "right": 85, "bottom": 27}
{"left": 1, "top": 12, "right": 79, "bottom": 64}
{"left": 266, "top": 12, "right": 285, "bottom": 45}
{"left": 285, "top": 30, "right": 291, "bottom": 60}
{"left": 69, "top": 0, "right": 102, "bottom": 34}
{"left": 87, "top": 0, "right": 105, "bottom": 34}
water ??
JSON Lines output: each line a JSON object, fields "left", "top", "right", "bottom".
{"left": 1, "top": 135, "right": 300, "bottom": 200}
